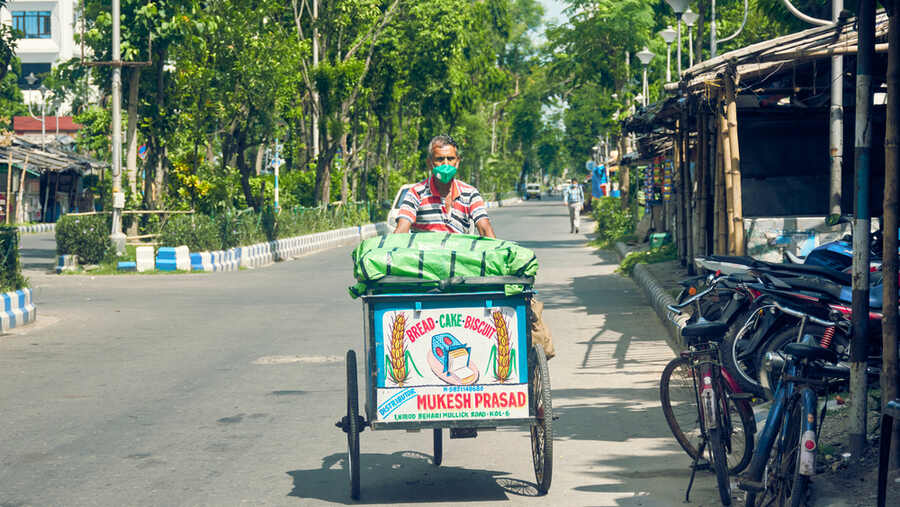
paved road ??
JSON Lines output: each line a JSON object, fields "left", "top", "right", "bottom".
{"left": 1, "top": 201, "right": 724, "bottom": 506}
{"left": 18, "top": 230, "right": 57, "bottom": 273}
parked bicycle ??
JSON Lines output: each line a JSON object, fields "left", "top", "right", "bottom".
{"left": 739, "top": 340, "right": 849, "bottom": 506}
{"left": 661, "top": 294, "right": 756, "bottom": 505}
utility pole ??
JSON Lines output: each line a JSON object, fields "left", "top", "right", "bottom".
{"left": 110, "top": 0, "right": 125, "bottom": 254}
{"left": 830, "top": 1, "right": 845, "bottom": 215}
{"left": 882, "top": 0, "right": 900, "bottom": 469}
{"left": 780, "top": 1, "right": 844, "bottom": 214}
{"left": 850, "top": 0, "right": 875, "bottom": 459}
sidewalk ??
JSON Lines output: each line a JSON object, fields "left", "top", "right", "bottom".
{"left": 615, "top": 240, "right": 899, "bottom": 507}
{"left": 505, "top": 206, "right": 728, "bottom": 506}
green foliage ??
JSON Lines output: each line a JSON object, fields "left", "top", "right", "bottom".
{"left": 0, "top": 58, "right": 25, "bottom": 122}
{"left": 158, "top": 214, "right": 221, "bottom": 252}
{"left": 618, "top": 243, "right": 677, "bottom": 276}
{"left": 55, "top": 214, "right": 113, "bottom": 264}
{"left": 0, "top": 226, "right": 24, "bottom": 292}
{"left": 156, "top": 202, "right": 376, "bottom": 252}
{"left": 74, "top": 106, "right": 112, "bottom": 159}
{"left": 590, "top": 196, "right": 634, "bottom": 248}
{"left": 217, "top": 209, "right": 266, "bottom": 249}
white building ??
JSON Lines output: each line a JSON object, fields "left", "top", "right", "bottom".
{"left": 1, "top": 1, "right": 77, "bottom": 104}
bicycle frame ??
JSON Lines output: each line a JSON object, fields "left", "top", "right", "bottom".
{"left": 699, "top": 360, "right": 719, "bottom": 430}
{"left": 742, "top": 357, "right": 821, "bottom": 496}
{"left": 748, "top": 360, "right": 797, "bottom": 481}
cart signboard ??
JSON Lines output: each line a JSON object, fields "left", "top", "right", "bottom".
{"left": 372, "top": 302, "right": 529, "bottom": 423}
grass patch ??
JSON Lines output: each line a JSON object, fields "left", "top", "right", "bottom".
{"left": 618, "top": 243, "right": 677, "bottom": 276}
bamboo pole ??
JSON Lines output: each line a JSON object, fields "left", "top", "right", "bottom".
{"left": 725, "top": 71, "right": 746, "bottom": 256}
{"left": 883, "top": 0, "right": 900, "bottom": 470}
{"left": 682, "top": 105, "right": 693, "bottom": 271}
{"left": 15, "top": 154, "right": 28, "bottom": 224}
{"left": 720, "top": 102, "right": 736, "bottom": 256}
{"left": 674, "top": 124, "right": 683, "bottom": 261}
{"left": 4, "top": 150, "right": 11, "bottom": 224}
{"left": 697, "top": 111, "right": 707, "bottom": 256}
{"left": 716, "top": 90, "right": 730, "bottom": 254}
{"left": 713, "top": 108, "right": 723, "bottom": 254}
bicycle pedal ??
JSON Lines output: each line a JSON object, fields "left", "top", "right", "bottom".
{"left": 738, "top": 479, "right": 764, "bottom": 492}
{"left": 449, "top": 428, "right": 478, "bottom": 439}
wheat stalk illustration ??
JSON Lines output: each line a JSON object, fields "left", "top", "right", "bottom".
{"left": 388, "top": 313, "right": 409, "bottom": 385}
{"left": 492, "top": 311, "right": 511, "bottom": 382}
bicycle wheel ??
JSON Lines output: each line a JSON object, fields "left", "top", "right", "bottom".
{"left": 530, "top": 345, "right": 553, "bottom": 494}
{"left": 720, "top": 307, "right": 768, "bottom": 398}
{"left": 660, "top": 357, "right": 702, "bottom": 460}
{"left": 777, "top": 401, "right": 810, "bottom": 507}
{"left": 346, "top": 350, "right": 361, "bottom": 500}
{"left": 719, "top": 378, "right": 755, "bottom": 474}
{"left": 661, "top": 356, "right": 755, "bottom": 473}
{"left": 750, "top": 400, "right": 809, "bottom": 507}
{"left": 709, "top": 426, "right": 733, "bottom": 505}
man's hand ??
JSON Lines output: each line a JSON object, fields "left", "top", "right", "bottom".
{"left": 475, "top": 218, "right": 496, "bottom": 238}
{"left": 393, "top": 219, "right": 412, "bottom": 234}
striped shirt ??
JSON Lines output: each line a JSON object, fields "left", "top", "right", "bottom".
{"left": 397, "top": 176, "right": 489, "bottom": 233}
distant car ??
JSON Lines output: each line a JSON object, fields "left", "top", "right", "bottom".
{"left": 525, "top": 183, "right": 541, "bottom": 200}
{"left": 386, "top": 184, "right": 415, "bottom": 230}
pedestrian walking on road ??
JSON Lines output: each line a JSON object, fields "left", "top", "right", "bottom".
{"left": 564, "top": 178, "right": 584, "bottom": 233}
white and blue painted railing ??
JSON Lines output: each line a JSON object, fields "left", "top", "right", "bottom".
{"left": 165, "top": 222, "right": 391, "bottom": 273}
{"left": 16, "top": 223, "right": 55, "bottom": 234}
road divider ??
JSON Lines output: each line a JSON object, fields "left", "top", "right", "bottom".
{"left": 17, "top": 223, "right": 55, "bottom": 234}
{"left": 0, "top": 288, "right": 36, "bottom": 332}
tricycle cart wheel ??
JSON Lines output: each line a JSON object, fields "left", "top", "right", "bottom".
{"left": 433, "top": 429, "right": 442, "bottom": 466}
{"left": 346, "top": 350, "right": 361, "bottom": 500}
{"left": 530, "top": 345, "right": 553, "bottom": 494}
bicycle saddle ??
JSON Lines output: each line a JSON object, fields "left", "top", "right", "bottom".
{"left": 682, "top": 321, "right": 729, "bottom": 338}
{"left": 784, "top": 343, "right": 839, "bottom": 364}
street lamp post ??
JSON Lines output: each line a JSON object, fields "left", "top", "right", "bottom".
{"left": 636, "top": 47, "right": 654, "bottom": 107}
{"left": 38, "top": 85, "right": 47, "bottom": 150}
{"left": 23, "top": 74, "right": 49, "bottom": 151}
{"left": 659, "top": 26, "right": 677, "bottom": 83}
{"left": 683, "top": 8, "right": 699, "bottom": 68}
{"left": 665, "top": 0, "right": 689, "bottom": 76}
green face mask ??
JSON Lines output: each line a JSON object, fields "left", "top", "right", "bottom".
{"left": 432, "top": 164, "right": 457, "bottom": 184}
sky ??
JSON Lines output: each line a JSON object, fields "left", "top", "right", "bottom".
{"left": 531, "top": 0, "right": 568, "bottom": 46}
{"left": 539, "top": 0, "right": 568, "bottom": 26}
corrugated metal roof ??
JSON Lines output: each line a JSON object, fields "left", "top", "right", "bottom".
{"left": 0, "top": 136, "right": 106, "bottom": 174}
{"left": 678, "top": 11, "right": 889, "bottom": 93}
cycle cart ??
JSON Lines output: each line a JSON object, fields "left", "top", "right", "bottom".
{"left": 336, "top": 275, "right": 553, "bottom": 500}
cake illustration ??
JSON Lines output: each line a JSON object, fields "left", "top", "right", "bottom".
{"left": 427, "top": 332, "right": 479, "bottom": 385}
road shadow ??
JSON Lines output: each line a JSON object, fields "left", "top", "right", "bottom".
{"left": 287, "top": 451, "right": 541, "bottom": 504}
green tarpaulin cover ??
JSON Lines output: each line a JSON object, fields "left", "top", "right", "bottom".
{"left": 349, "top": 232, "right": 538, "bottom": 297}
